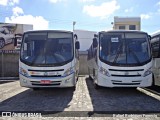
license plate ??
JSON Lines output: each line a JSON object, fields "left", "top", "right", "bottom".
{"left": 40, "top": 80, "right": 51, "bottom": 84}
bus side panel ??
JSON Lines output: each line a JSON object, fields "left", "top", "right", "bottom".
{"left": 75, "top": 57, "right": 79, "bottom": 80}
{"left": 87, "top": 44, "right": 98, "bottom": 79}
{"left": 153, "top": 58, "right": 160, "bottom": 86}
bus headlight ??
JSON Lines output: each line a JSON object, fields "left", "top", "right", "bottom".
{"left": 99, "top": 67, "right": 110, "bottom": 77}
{"left": 143, "top": 67, "right": 152, "bottom": 77}
{"left": 20, "top": 67, "right": 28, "bottom": 77}
{"left": 64, "top": 67, "right": 74, "bottom": 77}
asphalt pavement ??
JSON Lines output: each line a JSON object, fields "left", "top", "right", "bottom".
{"left": 0, "top": 76, "right": 160, "bottom": 119}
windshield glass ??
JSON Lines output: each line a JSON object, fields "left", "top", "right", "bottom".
{"left": 99, "top": 32, "right": 151, "bottom": 66}
{"left": 20, "top": 32, "right": 73, "bottom": 66}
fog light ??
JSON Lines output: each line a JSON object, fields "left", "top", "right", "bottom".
{"left": 65, "top": 79, "right": 70, "bottom": 83}
{"left": 23, "top": 79, "right": 27, "bottom": 83}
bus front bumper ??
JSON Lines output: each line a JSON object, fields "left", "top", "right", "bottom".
{"left": 19, "top": 73, "right": 76, "bottom": 88}
{"left": 96, "top": 73, "right": 152, "bottom": 88}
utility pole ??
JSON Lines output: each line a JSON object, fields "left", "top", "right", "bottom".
{"left": 111, "top": 22, "right": 114, "bottom": 30}
{"left": 73, "top": 21, "right": 76, "bottom": 31}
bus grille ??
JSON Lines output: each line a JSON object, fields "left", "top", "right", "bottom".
{"left": 31, "top": 83, "right": 61, "bottom": 86}
{"left": 28, "top": 69, "right": 64, "bottom": 72}
{"left": 111, "top": 80, "right": 141, "bottom": 85}
{"left": 109, "top": 69, "right": 144, "bottom": 71}
{"left": 30, "top": 75, "right": 62, "bottom": 77}
{"left": 111, "top": 74, "right": 141, "bottom": 77}
{"left": 112, "top": 83, "right": 140, "bottom": 85}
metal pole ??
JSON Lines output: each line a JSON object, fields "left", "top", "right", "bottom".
{"left": 111, "top": 22, "right": 114, "bottom": 30}
{"left": 73, "top": 21, "right": 76, "bottom": 31}
{"left": 1, "top": 52, "right": 3, "bottom": 77}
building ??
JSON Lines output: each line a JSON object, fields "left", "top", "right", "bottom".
{"left": 113, "top": 16, "right": 141, "bottom": 30}
{"left": 0, "top": 23, "right": 33, "bottom": 50}
{"left": 74, "top": 29, "right": 97, "bottom": 51}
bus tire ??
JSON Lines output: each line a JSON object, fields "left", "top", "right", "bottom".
{"left": 151, "top": 74, "right": 156, "bottom": 88}
{"left": 32, "top": 88, "right": 40, "bottom": 91}
{"left": 76, "top": 76, "right": 79, "bottom": 81}
{"left": 71, "top": 86, "right": 76, "bottom": 90}
{"left": 89, "top": 75, "right": 92, "bottom": 80}
{"left": 147, "top": 74, "right": 156, "bottom": 89}
{"left": 94, "top": 82, "right": 100, "bottom": 89}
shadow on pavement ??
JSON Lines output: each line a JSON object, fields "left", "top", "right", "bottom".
{"left": 85, "top": 77, "right": 160, "bottom": 117}
{"left": 0, "top": 87, "right": 74, "bottom": 116}
{"left": 0, "top": 81, "right": 15, "bottom": 84}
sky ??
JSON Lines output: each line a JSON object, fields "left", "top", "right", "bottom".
{"left": 0, "top": 0, "right": 160, "bottom": 34}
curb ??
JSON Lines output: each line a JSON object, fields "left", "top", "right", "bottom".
{"left": 0, "top": 77, "right": 19, "bottom": 80}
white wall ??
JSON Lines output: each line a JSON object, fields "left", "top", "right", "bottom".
{"left": 74, "top": 30, "right": 97, "bottom": 51}
{"left": 23, "top": 24, "right": 33, "bottom": 32}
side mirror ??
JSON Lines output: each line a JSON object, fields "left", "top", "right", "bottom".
{"left": 75, "top": 41, "right": 80, "bottom": 49}
{"left": 93, "top": 38, "right": 98, "bottom": 48}
{"left": 94, "top": 34, "right": 98, "bottom": 38}
{"left": 74, "top": 34, "right": 78, "bottom": 41}
{"left": 148, "top": 35, "right": 151, "bottom": 40}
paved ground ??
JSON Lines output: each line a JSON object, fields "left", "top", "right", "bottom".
{"left": 0, "top": 76, "right": 160, "bottom": 119}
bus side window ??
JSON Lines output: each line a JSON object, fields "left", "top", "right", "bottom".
{"left": 151, "top": 41, "right": 160, "bottom": 58}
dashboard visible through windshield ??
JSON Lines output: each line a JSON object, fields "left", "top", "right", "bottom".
{"left": 20, "top": 31, "right": 73, "bottom": 66}
{"left": 99, "top": 32, "right": 151, "bottom": 66}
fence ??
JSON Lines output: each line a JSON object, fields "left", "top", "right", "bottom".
{"left": 0, "top": 51, "right": 88, "bottom": 78}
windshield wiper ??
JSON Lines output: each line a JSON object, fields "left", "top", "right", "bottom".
{"left": 128, "top": 48, "right": 140, "bottom": 64}
{"left": 113, "top": 43, "right": 123, "bottom": 63}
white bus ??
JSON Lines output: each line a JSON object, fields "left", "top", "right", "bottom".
{"left": 19, "top": 30, "right": 80, "bottom": 90}
{"left": 88, "top": 30, "right": 152, "bottom": 89}
{"left": 151, "top": 31, "right": 160, "bottom": 86}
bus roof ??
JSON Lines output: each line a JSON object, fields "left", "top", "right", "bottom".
{"left": 151, "top": 30, "right": 160, "bottom": 37}
{"left": 24, "top": 30, "right": 73, "bottom": 34}
{"left": 99, "top": 30, "right": 148, "bottom": 34}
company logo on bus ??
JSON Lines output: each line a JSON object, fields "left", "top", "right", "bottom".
{"left": 44, "top": 72, "right": 48, "bottom": 76}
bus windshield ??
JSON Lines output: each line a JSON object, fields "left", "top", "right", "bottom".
{"left": 99, "top": 32, "right": 151, "bottom": 66}
{"left": 20, "top": 31, "right": 73, "bottom": 66}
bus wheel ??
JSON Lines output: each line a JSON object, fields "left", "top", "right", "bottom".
{"left": 71, "top": 86, "right": 76, "bottom": 91}
{"left": 151, "top": 75, "right": 156, "bottom": 88}
{"left": 93, "top": 80, "right": 100, "bottom": 89}
{"left": 89, "top": 75, "right": 92, "bottom": 80}
{"left": 94, "top": 83, "right": 100, "bottom": 89}
{"left": 32, "top": 88, "right": 40, "bottom": 91}
{"left": 147, "top": 75, "right": 156, "bottom": 89}
{"left": 76, "top": 76, "right": 79, "bottom": 81}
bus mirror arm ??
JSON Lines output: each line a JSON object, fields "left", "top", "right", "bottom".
{"left": 74, "top": 34, "right": 78, "bottom": 41}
